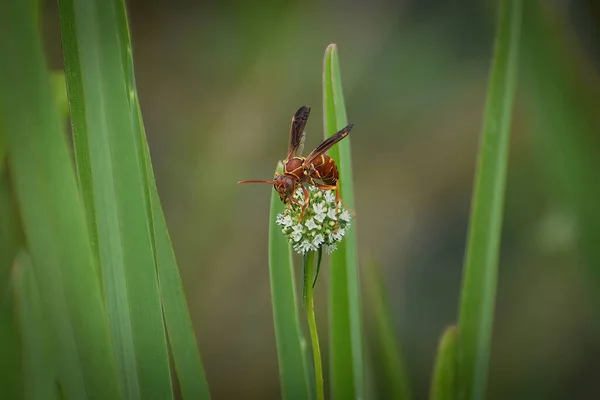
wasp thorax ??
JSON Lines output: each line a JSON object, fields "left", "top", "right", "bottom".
{"left": 284, "top": 157, "right": 305, "bottom": 179}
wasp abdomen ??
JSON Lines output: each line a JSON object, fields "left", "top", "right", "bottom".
{"left": 310, "top": 155, "right": 338, "bottom": 185}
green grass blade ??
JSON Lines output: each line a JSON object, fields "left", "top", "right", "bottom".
{"left": 430, "top": 326, "right": 458, "bottom": 400}
{"left": 0, "top": 171, "right": 23, "bottom": 295}
{"left": 0, "top": 278, "right": 22, "bottom": 400}
{"left": 269, "top": 162, "right": 312, "bottom": 400}
{"left": 14, "top": 253, "right": 61, "bottom": 400}
{"left": 456, "top": 1, "right": 522, "bottom": 399}
{"left": 323, "top": 43, "right": 365, "bottom": 399}
{"left": 364, "top": 262, "right": 411, "bottom": 400}
{"left": 0, "top": 1, "right": 121, "bottom": 398}
{"left": 57, "top": 0, "right": 173, "bottom": 398}
{"left": 521, "top": 3, "right": 600, "bottom": 298}
{"left": 57, "top": 12, "right": 99, "bottom": 261}
{"left": 0, "top": 168, "right": 24, "bottom": 399}
{"left": 141, "top": 136, "right": 212, "bottom": 398}
{"left": 108, "top": 1, "right": 211, "bottom": 396}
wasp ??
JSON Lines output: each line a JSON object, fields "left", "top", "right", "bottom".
{"left": 238, "top": 106, "right": 353, "bottom": 220}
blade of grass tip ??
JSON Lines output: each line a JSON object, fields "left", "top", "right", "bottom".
{"left": 456, "top": 1, "right": 522, "bottom": 399}
{"left": 269, "top": 162, "right": 313, "bottom": 400}
{"left": 430, "top": 326, "right": 458, "bottom": 400}
{"left": 304, "top": 251, "right": 324, "bottom": 400}
{"left": 0, "top": 1, "right": 121, "bottom": 398}
{"left": 364, "top": 261, "right": 411, "bottom": 400}
{"left": 58, "top": 0, "right": 174, "bottom": 398}
{"left": 323, "top": 43, "right": 365, "bottom": 400}
{"left": 14, "top": 252, "right": 61, "bottom": 400}
{"left": 112, "top": 0, "right": 211, "bottom": 396}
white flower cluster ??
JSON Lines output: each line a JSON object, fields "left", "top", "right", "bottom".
{"left": 276, "top": 186, "right": 351, "bottom": 254}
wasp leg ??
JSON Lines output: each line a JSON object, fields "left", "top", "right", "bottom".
{"left": 299, "top": 185, "right": 310, "bottom": 222}
{"left": 288, "top": 195, "right": 302, "bottom": 211}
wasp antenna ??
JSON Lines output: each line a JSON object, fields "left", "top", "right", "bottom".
{"left": 238, "top": 180, "right": 276, "bottom": 185}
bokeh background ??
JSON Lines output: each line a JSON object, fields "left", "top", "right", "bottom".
{"left": 40, "top": 1, "right": 600, "bottom": 399}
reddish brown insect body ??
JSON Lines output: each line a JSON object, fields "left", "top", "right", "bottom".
{"left": 308, "top": 154, "right": 338, "bottom": 186}
{"left": 238, "top": 106, "right": 353, "bottom": 220}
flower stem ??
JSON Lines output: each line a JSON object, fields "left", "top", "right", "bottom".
{"left": 304, "top": 251, "right": 324, "bottom": 400}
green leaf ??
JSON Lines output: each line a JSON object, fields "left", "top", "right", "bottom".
{"left": 364, "top": 262, "right": 411, "bottom": 400}
{"left": 0, "top": 170, "right": 23, "bottom": 297}
{"left": 141, "top": 133, "right": 212, "bottom": 399}
{"left": 456, "top": 1, "right": 522, "bottom": 399}
{"left": 14, "top": 253, "right": 61, "bottom": 400}
{"left": 303, "top": 251, "right": 324, "bottom": 400}
{"left": 0, "top": 1, "right": 121, "bottom": 398}
{"left": 269, "top": 162, "right": 312, "bottom": 400}
{"left": 111, "top": 1, "right": 211, "bottom": 396}
{"left": 521, "top": 2, "right": 600, "bottom": 298}
{"left": 0, "top": 275, "right": 22, "bottom": 400}
{"left": 0, "top": 167, "right": 24, "bottom": 400}
{"left": 323, "top": 43, "right": 365, "bottom": 399}
{"left": 430, "top": 326, "right": 458, "bottom": 400}
{"left": 57, "top": 0, "right": 172, "bottom": 398}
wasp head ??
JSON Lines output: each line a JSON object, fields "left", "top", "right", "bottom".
{"left": 273, "top": 173, "right": 297, "bottom": 205}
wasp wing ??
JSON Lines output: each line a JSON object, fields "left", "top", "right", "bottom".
{"left": 287, "top": 106, "right": 310, "bottom": 159}
{"left": 305, "top": 124, "right": 354, "bottom": 164}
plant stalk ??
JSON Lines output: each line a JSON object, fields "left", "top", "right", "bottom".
{"left": 304, "top": 251, "right": 324, "bottom": 400}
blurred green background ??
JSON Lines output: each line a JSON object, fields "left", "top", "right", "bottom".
{"left": 37, "top": 1, "right": 600, "bottom": 398}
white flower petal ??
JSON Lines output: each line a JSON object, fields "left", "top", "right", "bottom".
{"left": 314, "top": 212, "right": 326, "bottom": 223}
{"left": 313, "top": 202, "right": 326, "bottom": 215}
{"left": 312, "top": 234, "right": 324, "bottom": 247}
{"left": 292, "top": 224, "right": 303, "bottom": 233}
{"left": 282, "top": 215, "right": 293, "bottom": 228}
{"left": 327, "top": 208, "right": 337, "bottom": 220}
{"left": 306, "top": 218, "right": 318, "bottom": 231}
{"left": 324, "top": 191, "right": 336, "bottom": 203}
{"left": 325, "top": 244, "right": 337, "bottom": 254}
{"left": 340, "top": 210, "right": 351, "bottom": 222}
{"left": 276, "top": 213, "right": 285, "bottom": 225}
{"left": 291, "top": 231, "right": 303, "bottom": 242}
{"left": 302, "top": 241, "right": 312, "bottom": 253}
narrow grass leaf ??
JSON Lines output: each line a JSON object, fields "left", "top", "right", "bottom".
{"left": 58, "top": 0, "right": 172, "bottom": 398}
{"left": 0, "top": 278, "right": 22, "bottom": 400}
{"left": 0, "top": 171, "right": 23, "bottom": 296}
{"left": 312, "top": 247, "right": 323, "bottom": 288}
{"left": 364, "top": 262, "right": 411, "bottom": 400}
{"left": 14, "top": 253, "right": 61, "bottom": 400}
{"left": 430, "top": 326, "right": 458, "bottom": 400}
{"left": 0, "top": 169, "right": 24, "bottom": 399}
{"left": 109, "top": 1, "right": 211, "bottom": 396}
{"left": 141, "top": 135, "right": 212, "bottom": 398}
{"left": 456, "top": 1, "right": 522, "bottom": 399}
{"left": 0, "top": 1, "right": 121, "bottom": 398}
{"left": 269, "top": 162, "right": 312, "bottom": 400}
{"left": 521, "top": 3, "right": 600, "bottom": 303}
{"left": 323, "top": 43, "right": 365, "bottom": 399}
